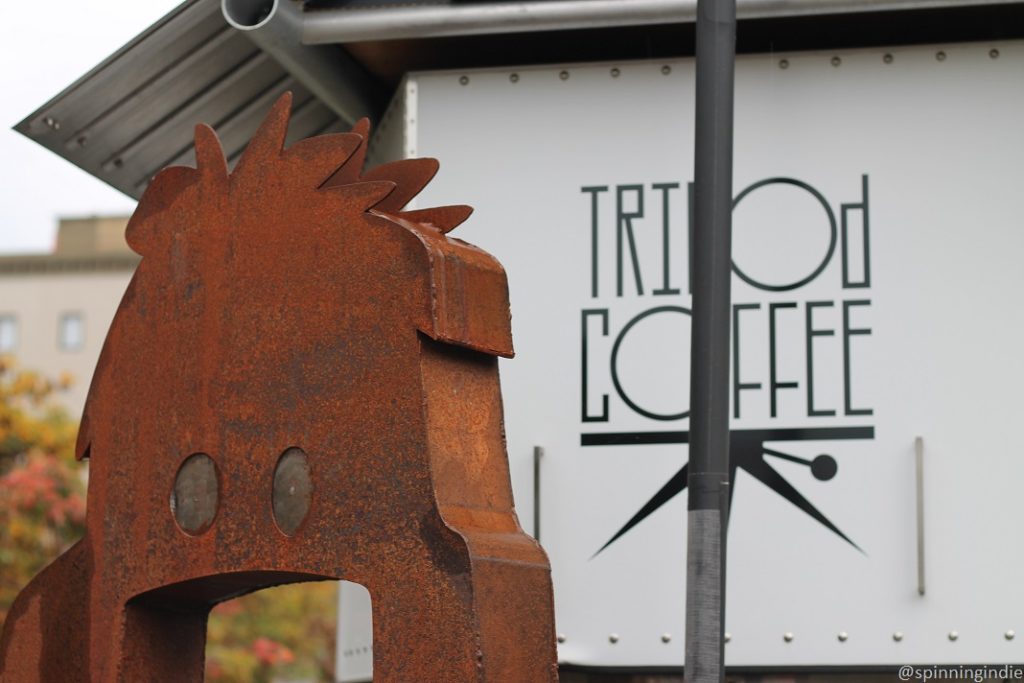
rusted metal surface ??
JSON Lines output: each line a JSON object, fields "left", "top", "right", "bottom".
{"left": 0, "top": 93, "right": 558, "bottom": 682}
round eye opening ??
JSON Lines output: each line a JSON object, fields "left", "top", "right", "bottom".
{"left": 273, "top": 447, "right": 312, "bottom": 536}
{"left": 170, "top": 453, "right": 219, "bottom": 535}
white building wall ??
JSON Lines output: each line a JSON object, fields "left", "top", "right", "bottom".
{"left": 0, "top": 268, "right": 133, "bottom": 417}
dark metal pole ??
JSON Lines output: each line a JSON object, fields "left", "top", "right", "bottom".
{"left": 685, "top": 0, "right": 735, "bottom": 680}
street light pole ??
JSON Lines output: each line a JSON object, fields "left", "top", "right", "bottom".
{"left": 685, "top": 0, "right": 736, "bottom": 681}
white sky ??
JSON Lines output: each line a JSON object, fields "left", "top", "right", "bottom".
{"left": 0, "top": 1, "right": 181, "bottom": 254}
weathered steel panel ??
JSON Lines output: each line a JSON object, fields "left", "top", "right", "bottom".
{"left": 0, "top": 93, "right": 557, "bottom": 682}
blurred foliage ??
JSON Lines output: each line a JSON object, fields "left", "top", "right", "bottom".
{"left": 0, "top": 356, "right": 337, "bottom": 682}
{"left": 206, "top": 582, "right": 338, "bottom": 683}
{"left": 0, "top": 355, "right": 84, "bottom": 626}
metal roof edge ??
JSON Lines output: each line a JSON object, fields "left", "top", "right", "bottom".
{"left": 13, "top": 0, "right": 203, "bottom": 138}
{"left": 12, "top": 0, "right": 349, "bottom": 200}
{"left": 297, "top": 0, "right": 1024, "bottom": 44}
{"left": 11, "top": 0, "right": 1022, "bottom": 207}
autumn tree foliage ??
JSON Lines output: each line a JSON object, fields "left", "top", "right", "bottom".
{"left": 206, "top": 582, "right": 338, "bottom": 682}
{"left": 0, "top": 357, "right": 338, "bottom": 681}
{"left": 0, "top": 357, "right": 83, "bottom": 624}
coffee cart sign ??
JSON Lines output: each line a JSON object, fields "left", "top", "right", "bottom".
{"left": 351, "top": 40, "right": 1024, "bottom": 671}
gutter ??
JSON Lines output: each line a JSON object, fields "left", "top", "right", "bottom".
{"left": 222, "top": 0, "right": 1016, "bottom": 120}
{"left": 285, "top": 0, "right": 1022, "bottom": 44}
{"left": 222, "top": 0, "right": 382, "bottom": 125}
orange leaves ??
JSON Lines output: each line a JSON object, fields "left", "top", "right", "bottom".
{"left": 1, "top": 453, "right": 85, "bottom": 526}
{"left": 204, "top": 582, "right": 338, "bottom": 682}
{"left": 2, "top": 458, "right": 57, "bottom": 509}
{"left": 0, "top": 358, "right": 77, "bottom": 457}
{"left": 251, "top": 637, "right": 296, "bottom": 666}
{"left": 0, "top": 358, "right": 84, "bottom": 627}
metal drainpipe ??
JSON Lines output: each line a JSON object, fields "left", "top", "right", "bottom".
{"left": 687, "top": 0, "right": 735, "bottom": 680}
{"left": 222, "top": 0, "right": 382, "bottom": 126}
{"left": 295, "top": 0, "right": 1018, "bottom": 44}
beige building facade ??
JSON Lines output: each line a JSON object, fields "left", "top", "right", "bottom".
{"left": 0, "top": 216, "right": 136, "bottom": 417}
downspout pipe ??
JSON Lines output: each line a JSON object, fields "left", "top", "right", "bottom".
{"left": 222, "top": 0, "right": 382, "bottom": 126}
{"left": 297, "top": 0, "right": 1019, "bottom": 44}
{"left": 686, "top": 0, "right": 735, "bottom": 680}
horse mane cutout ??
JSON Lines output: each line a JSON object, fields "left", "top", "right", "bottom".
{"left": 128, "top": 92, "right": 474, "bottom": 256}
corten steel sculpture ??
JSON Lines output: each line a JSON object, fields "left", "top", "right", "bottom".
{"left": 0, "top": 93, "right": 558, "bottom": 682}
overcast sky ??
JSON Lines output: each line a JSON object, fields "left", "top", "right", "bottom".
{"left": 0, "top": 1, "right": 181, "bottom": 253}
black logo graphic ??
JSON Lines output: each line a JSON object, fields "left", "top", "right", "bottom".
{"left": 587, "top": 427, "right": 873, "bottom": 556}
{"left": 579, "top": 175, "right": 875, "bottom": 557}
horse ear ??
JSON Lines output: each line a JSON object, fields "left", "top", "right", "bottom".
{"left": 349, "top": 117, "right": 371, "bottom": 139}
{"left": 282, "top": 132, "right": 363, "bottom": 188}
{"left": 232, "top": 92, "right": 292, "bottom": 181}
{"left": 194, "top": 124, "right": 228, "bottom": 185}
{"left": 74, "top": 412, "right": 91, "bottom": 461}
{"left": 125, "top": 165, "right": 198, "bottom": 255}
{"left": 362, "top": 158, "right": 439, "bottom": 212}
{"left": 326, "top": 180, "right": 396, "bottom": 213}
{"left": 398, "top": 205, "right": 474, "bottom": 233}
{"left": 323, "top": 118, "right": 371, "bottom": 187}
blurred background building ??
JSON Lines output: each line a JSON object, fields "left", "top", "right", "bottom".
{"left": 0, "top": 216, "right": 135, "bottom": 415}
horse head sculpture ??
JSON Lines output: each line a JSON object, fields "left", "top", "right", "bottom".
{"left": 0, "top": 93, "right": 557, "bottom": 682}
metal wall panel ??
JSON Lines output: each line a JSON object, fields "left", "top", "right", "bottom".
{"left": 406, "top": 40, "right": 1024, "bottom": 669}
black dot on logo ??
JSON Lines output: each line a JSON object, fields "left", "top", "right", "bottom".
{"left": 811, "top": 455, "right": 838, "bottom": 481}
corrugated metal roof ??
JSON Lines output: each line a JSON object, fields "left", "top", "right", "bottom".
{"left": 15, "top": 0, "right": 1024, "bottom": 202}
{"left": 15, "top": 0, "right": 346, "bottom": 200}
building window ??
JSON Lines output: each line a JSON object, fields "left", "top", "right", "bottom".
{"left": 0, "top": 315, "right": 16, "bottom": 352}
{"left": 58, "top": 313, "right": 84, "bottom": 351}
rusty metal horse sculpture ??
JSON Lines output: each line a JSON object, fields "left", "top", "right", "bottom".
{"left": 0, "top": 93, "right": 558, "bottom": 682}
